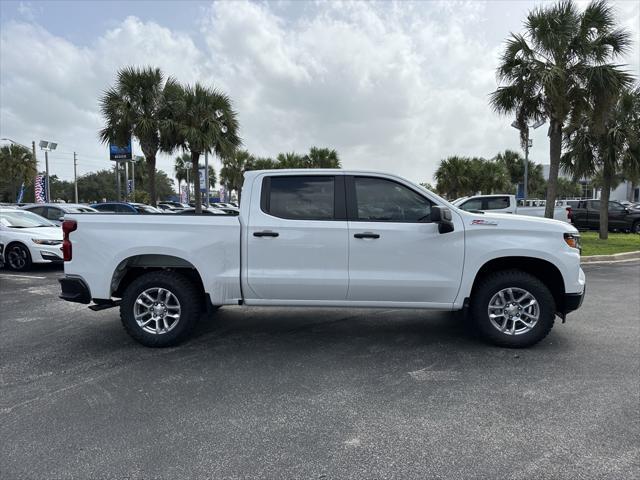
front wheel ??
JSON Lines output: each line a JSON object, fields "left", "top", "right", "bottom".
{"left": 6, "top": 243, "right": 32, "bottom": 271}
{"left": 470, "top": 270, "right": 556, "bottom": 348}
{"left": 120, "top": 270, "right": 203, "bottom": 347}
{"left": 632, "top": 221, "right": 640, "bottom": 234}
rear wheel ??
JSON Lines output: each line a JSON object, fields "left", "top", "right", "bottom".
{"left": 471, "top": 270, "right": 555, "bottom": 348}
{"left": 120, "top": 270, "right": 202, "bottom": 347}
{"left": 632, "top": 221, "right": 640, "bottom": 234}
{"left": 6, "top": 243, "right": 32, "bottom": 271}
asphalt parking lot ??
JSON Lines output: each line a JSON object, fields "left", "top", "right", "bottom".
{"left": 1, "top": 262, "right": 638, "bottom": 480}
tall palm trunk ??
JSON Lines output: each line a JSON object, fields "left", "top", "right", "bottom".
{"left": 599, "top": 159, "right": 613, "bottom": 240}
{"left": 146, "top": 156, "right": 157, "bottom": 206}
{"left": 191, "top": 152, "right": 202, "bottom": 214}
{"left": 545, "top": 121, "right": 562, "bottom": 219}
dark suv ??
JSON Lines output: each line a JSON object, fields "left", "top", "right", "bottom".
{"left": 571, "top": 200, "right": 640, "bottom": 233}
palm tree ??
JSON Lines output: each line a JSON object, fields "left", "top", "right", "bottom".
{"left": 434, "top": 156, "right": 473, "bottom": 199}
{"left": 494, "top": 149, "right": 546, "bottom": 195}
{"left": 163, "top": 83, "right": 241, "bottom": 213}
{"left": 99, "top": 66, "right": 177, "bottom": 206}
{"left": 304, "top": 147, "right": 341, "bottom": 168}
{"left": 562, "top": 86, "right": 640, "bottom": 238}
{"left": 220, "top": 150, "right": 254, "bottom": 202}
{"left": 0, "top": 144, "right": 37, "bottom": 202}
{"left": 490, "top": 0, "right": 633, "bottom": 218}
{"left": 276, "top": 152, "right": 305, "bottom": 168}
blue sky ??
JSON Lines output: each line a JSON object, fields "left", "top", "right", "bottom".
{"left": 1, "top": 1, "right": 638, "bottom": 186}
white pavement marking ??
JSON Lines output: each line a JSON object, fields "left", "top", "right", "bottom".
{"left": 0, "top": 274, "right": 47, "bottom": 279}
{"left": 582, "top": 258, "right": 640, "bottom": 265}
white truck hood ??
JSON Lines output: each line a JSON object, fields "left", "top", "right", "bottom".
{"left": 460, "top": 211, "right": 578, "bottom": 233}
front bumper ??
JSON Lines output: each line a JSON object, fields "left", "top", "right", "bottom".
{"left": 560, "top": 285, "right": 586, "bottom": 315}
{"left": 59, "top": 276, "right": 91, "bottom": 304}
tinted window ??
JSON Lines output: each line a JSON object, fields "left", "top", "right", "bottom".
{"left": 27, "top": 206, "right": 45, "bottom": 216}
{"left": 266, "top": 176, "right": 335, "bottom": 220}
{"left": 93, "top": 204, "right": 114, "bottom": 212}
{"left": 609, "top": 202, "right": 625, "bottom": 212}
{"left": 486, "top": 197, "right": 510, "bottom": 210}
{"left": 45, "top": 207, "right": 62, "bottom": 220}
{"left": 354, "top": 177, "right": 432, "bottom": 222}
{"left": 590, "top": 201, "right": 600, "bottom": 210}
{"left": 460, "top": 199, "right": 483, "bottom": 212}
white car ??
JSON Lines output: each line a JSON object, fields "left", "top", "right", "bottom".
{"left": 60, "top": 169, "right": 585, "bottom": 349}
{"left": 0, "top": 208, "right": 63, "bottom": 271}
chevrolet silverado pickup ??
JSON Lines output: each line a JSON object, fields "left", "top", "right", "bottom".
{"left": 59, "top": 170, "right": 585, "bottom": 348}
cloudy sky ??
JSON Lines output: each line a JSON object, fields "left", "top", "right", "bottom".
{"left": 1, "top": 0, "right": 638, "bottom": 187}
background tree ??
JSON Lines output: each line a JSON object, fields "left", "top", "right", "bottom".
{"left": 562, "top": 85, "right": 640, "bottom": 238}
{"left": 490, "top": 0, "right": 633, "bottom": 218}
{"left": 163, "top": 82, "right": 240, "bottom": 213}
{"left": 494, "top": 149, "right": 546, "bottom": 196}
{"left": 434, "top": 156, "right": 472, "bottom": 199}
{"left": 0, "top": 144, "right": 37, "bottom": 202}
{"left": 304, "top": 147, "right": 341, "bottom": 168}
{"left": 220, "top": 149, "right": 254, "bottom": 201}
{"left": 99, "top": 66, "right": 177, "bottom": 206}
{"left": 276, "top": 152, "right": 306, "bottom": 168}
{"left": 174, "top": 152, "right": 190, "bottom": 196}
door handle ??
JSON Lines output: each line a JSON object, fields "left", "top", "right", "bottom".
{"left": 353, "top": 232, "right": 380, "bottom": 239}
{"left": 253, "top": 231, "right": 279, "bottom": 237}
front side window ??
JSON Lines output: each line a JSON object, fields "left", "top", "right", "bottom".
{"left": 354, "top": 177, "right": 432, "bottom": 222}
{"left": 45, "top": 207, "right": 62, "bottom": 220}
{"left": 486, "top": 197, "right": 510, "bottom": 210}
{"left": 459, "top": 198, "right": 483, "bottom": 212}
{"left": 265, "top": 176, "right": 335, "bottom": 220}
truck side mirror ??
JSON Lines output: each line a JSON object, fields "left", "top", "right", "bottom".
{"left": 430, "top": 206, "right": 454, "bottom": 234}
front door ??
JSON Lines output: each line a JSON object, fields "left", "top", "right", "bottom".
{"left": 346, "top": 176, "right": 464, "bottom": 305}
{"left": 245, "top": 174, "right": 349, "bottom": 302}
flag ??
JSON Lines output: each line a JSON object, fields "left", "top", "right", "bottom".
{"left": 16, "top": 182, "right": 25, "bottom": 203}
{"left": 35, "top": 175, "right": 47, "bottom": 203}
{"left": 180, "top": 185, "right": 189, "bottom": 203}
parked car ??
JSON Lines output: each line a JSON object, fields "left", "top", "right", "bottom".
{"left": 90, "top": 202, "right": 161, "bottom": 214}
{"left": 159, "top": 201, "right": 187, "bottom": 210}
{"left": 21, "top": 203, "right": 98, "bottom": 226}
{"left": 452, "top": 194, "right": 571, "bottom": 222}
{"left": 59, "top": 169, "right": 585, "bottom": 349}
{"left": 571, "top": 200, "right": 640, "bottom": 233}
{"left": 0, "top": 208, "right": 63, "bottom": 271}
{"left": 175, "top": 207, "right": 229, "bottom": 215}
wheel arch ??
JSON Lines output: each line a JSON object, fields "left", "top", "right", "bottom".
{"left": 470, "top": 256, "right": 566, "bottom": 313}
{"left": 110, "top": 254, "right": 206, "bottom": 301}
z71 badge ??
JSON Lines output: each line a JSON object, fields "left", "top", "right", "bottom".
{"left": 471, "top": 219, "right": 498, "bottom": 226}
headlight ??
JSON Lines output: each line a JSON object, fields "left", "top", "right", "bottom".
{"left": 31, "top": 239, "right": 63, "bottom": 245}
{"left": 563, "top": 233, "right": 581, "bottom": 251}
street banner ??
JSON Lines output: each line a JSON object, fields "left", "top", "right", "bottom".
{"left": 180, "top": 185, "right": 189, "bottom": 203}
{"left": 127, "top": 180, "right": 133, "bottom": 194}
{"left": 35, "top": 175, "right": 47, "bottom": 203}
{"left": 219, "top": 186, "right": 226, "bottom": 202}
{"left": 109, "top": 139, "right": 132, "bottom": 161}
{"left": 199, "top": 167, "right": 207, "bottom": 192}
{"left": 16, "top": 182, "right": 25, "bottom": 203}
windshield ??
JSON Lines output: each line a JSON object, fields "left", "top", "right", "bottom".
{"left": 1, "top": 210, "right": 56, "bottom": 228}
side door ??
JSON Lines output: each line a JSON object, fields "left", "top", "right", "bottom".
{"left": 607, "top": 202, "right": 628, "bottom": 229}
{"left": 346, "top": 175, "right": 464, "bottom": 305}
{"left": 244, "top": 174, "right": 349, "bottom": 302}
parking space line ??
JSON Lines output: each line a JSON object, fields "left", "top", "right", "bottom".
{"left": 0, "top": 274, "right": 47, "bottom": 279}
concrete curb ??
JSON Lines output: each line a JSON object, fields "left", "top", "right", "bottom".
{"left": 581, "top": 250, "right": 640, "bottom": 264}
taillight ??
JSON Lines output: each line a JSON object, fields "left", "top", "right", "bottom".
{"left": 62, "top": 220, "right": 77, "bottom": 261}
{"left": 566, "top": 207, "right": 573, "bottom": 222}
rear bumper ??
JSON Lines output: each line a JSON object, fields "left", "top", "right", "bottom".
{"left": 59, "top": 276, "right": 91, "bottom": 304}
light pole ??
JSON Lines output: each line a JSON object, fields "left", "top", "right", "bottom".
{"left": 202, "top": 109, "right": 229, "bottom": 209}
{"left": 39, "top": 140, "right": 57, "bottom": 202}
{"left": 511, "top": 119, "right": 545, "bottom": 201}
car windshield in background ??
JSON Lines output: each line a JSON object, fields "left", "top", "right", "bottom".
{"left": 0, "top": 211, "right": 56, "bottom": 228}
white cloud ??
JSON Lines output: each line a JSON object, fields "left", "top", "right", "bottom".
{"left": 1, "top": 1, "right": 638, "bottom": 187}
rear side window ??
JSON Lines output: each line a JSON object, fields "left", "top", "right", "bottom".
{"left": 263, "top": 176, "right": 335, "bottom": 220}
{"left": 45, "top": 207, "right": 62, "bottom": 220}
{"left": 486, "top": 197, "right": 510, "bottom": 210}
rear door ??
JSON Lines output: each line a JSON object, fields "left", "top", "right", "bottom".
{"left": 245, "top": 174, "right": 349, "bottom": 301}
{"left": 345, "top": 175, "right": 464, "bottom": 305}
{"left": 588, "top": 201, "right": 601, "bottom": 229}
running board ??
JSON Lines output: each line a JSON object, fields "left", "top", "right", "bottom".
{"left": 89, "top": 300, "right": 120, "bottom": 311}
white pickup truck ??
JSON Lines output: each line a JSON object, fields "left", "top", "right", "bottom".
{"left": 452, "top": 194, "right": 571, "bottom": 222}
{"left": 59, "top": 170, "right": 585, "bottom": 348}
